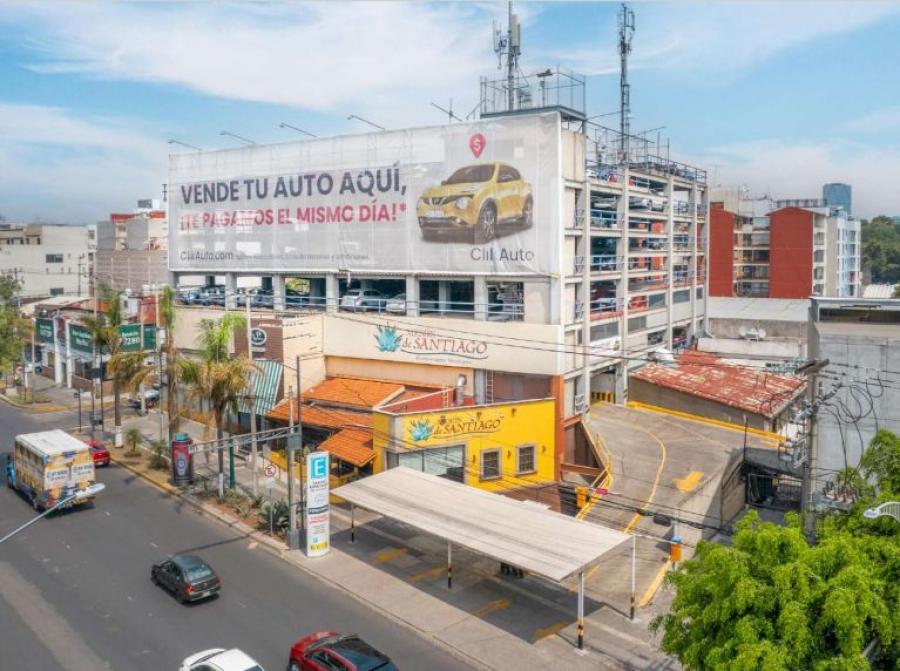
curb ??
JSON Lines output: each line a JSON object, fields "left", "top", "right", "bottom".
{"left": 108, "top": 454, "right": 491, "bottom": 671}
{"left": 0, "top": 393, "right": 70, "bottom": 413}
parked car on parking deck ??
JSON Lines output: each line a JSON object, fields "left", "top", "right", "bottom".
{"left": 179, "top": 648, "right": 263, "bottom": 671}
{"left": 151, "top": 554, "right": 220, "bottom": 604}
{"left": 288, "top": 632, "right": 397, "bottom": 671}
{"left": 384, "top": 293, "right": 407, "bottom": 314}
{"left": 340, "top": 289, "right": 385, "bottom": 312}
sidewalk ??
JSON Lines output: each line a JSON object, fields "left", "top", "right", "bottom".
{"left": 120, "top": 411, "right": 678, "bottom": 671}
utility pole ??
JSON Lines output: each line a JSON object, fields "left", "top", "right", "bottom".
{"left": 246, "top": 296, "right": 258, "bottom": 497}
{"left": 154, "top": 284, "right": 164, "bottom": 445}
{"left": 797, "top": 357, "right": 829, "bottom": 539}
{"left": 296, "top": 355, "right": 304, "bottom": 535}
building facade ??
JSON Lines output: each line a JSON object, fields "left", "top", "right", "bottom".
{"left": 709, "top": 205, "right": 860, "bottom": 299}
{"left": 95, "top": 203, "right": 168, "bottom": 293}
{"left": 822, "top": 182, "right": 852, "bottom": 215}
{"left": 0, "top": 223, "right": 94, "bottom": 299}
{"left": 167, "top": 108, "right": 707, "bottom": 466}
{"left": 809, "top": 297, "right": 900, "bottom": 504}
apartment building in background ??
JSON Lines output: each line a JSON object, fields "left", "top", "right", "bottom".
{"left": 0, "top": 223, "right": 95, "bottom": 298}
{"left": 709, "top": 194, "right": 860, "bottom": 299}
{"left": 95, "top": 199, "right": 169, "bottom": 293}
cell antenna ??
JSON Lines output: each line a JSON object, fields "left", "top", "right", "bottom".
{"left": 493, "top": 1, "right": 522, "bottom": 112}
{"left": 618, "top": 3, "right": 635, "bottom": 163}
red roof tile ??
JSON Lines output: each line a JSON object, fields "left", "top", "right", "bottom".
{"left": 303, "top": 377, "right": 405, "bottom": 409}
{"left": 631, "top": 352, "right": 804, "bottom": 418}
{"left": 317, "top": 428, "right": 374, "bottom": 467}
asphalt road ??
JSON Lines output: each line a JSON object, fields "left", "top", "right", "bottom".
{"left": 0, "top": 404, "right": 468, "bottom": 671}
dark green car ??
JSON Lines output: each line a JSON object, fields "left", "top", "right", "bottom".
{"left": 151, "top": 554, "right": 221, "bottom": 604}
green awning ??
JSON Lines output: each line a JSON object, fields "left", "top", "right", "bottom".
{"left": 239, "top": 360, "right": 283, "bottom": 416}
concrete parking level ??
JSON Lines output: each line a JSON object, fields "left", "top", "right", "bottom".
{"left": 581, "top": 402, "right": 780, "bottom": 618}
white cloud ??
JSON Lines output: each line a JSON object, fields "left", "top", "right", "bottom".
{"left": 0, "top": 102, "right": 164, "bottom": 223}
{"left": 843, "top": 106, "right": 900, "bottom": 134}
{"left": 546, "top": 2, "right": 900, "bottom": 77}
{"left": 689, "top": 138, "right": 900, "bottom": 219}
{"left": 3, "top": 2, "right": 494, "bottom": 123}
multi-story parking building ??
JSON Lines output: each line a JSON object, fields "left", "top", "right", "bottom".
{"left": 167, "top": 71, "right": 707, "bottom": 463}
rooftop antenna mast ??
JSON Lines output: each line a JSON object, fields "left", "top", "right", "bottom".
{"left": 494, "top": 1, "right": 522, "bottom": 112}
{"left": 618, "top": 3, "right": 635, "bottom": 164}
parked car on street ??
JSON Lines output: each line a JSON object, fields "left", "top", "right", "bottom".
{"left": 151, "top": 554, "right": 221, "bottom": 604}
{"left": 87, "top": 440, "right": 110, "bottom": 467}
{"left": 289, "top": 632, "right": 397, "bottom": 671}
{"left": 340, "top": 289, "right": 385, "bottom": 312}
{"left": 179, "top": 648, "right": 263, "bottom": 671}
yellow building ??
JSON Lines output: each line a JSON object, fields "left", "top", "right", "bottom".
{"left": 373, "top": 398, "right": 556, "bottom": 493}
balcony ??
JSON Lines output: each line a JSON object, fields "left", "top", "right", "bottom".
{"left": 673, "top": 235, "right": 694, "bottom": 251}
{"left": 629, "top": 276, "right": 668, "bottom": 293}
{"left": 591, "top": 209, "right": 619, "bottom": 230}
{"left": 629, "top": 239, "right": 667, "bottom": 253}
{"left": 591, "top": 255, "right": 622, "bottom": 273}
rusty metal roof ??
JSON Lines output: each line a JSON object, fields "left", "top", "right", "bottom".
{"left": 631, "top": 350, "right": 804, "bottom": 418}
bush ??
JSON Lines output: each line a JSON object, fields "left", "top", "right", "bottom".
{"left": 258, "top": 499, "right": 290, "bottom": 536}
{"left": 149, "top": 440, "right": 168, "bottom": 470}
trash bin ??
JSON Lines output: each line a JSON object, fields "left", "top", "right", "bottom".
{"left": 171, "top": 433, "right": 193, "bottom": 486}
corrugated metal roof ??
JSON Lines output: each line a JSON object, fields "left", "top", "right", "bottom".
{"left": 316, "top": 428, "right": 374, "bottom": 467}
{"left": 239, "top": 360, "right": 283, "bottom": 416}
{"left": 334, "top": 467, "right": 630, "bottom": 583}
{"left": 631, "top": 350, "right": 804, "bottom": 418}
{"left": 707, "top": 296, "right": 809, "bottom": 322}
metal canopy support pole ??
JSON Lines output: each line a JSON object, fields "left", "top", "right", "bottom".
{"left": 577, "top": 570, "right": 585, "bottom": 650}
{"left": 350, "top": 504, "right": 356, "bottom": 543}
{"left": 447, "top": 542, "right": 453, "bottom": 589}
{"left": 630, "top": 534, "right": 636, "bottom": 621}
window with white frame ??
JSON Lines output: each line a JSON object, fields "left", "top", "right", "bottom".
{"left": 516, "top": 444, "right": 536, "bottom": 475}
{"left": 480, "top": 449, "right": 501, "bottom": 480}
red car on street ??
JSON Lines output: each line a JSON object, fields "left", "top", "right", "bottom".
{"left": 288, "top": 632, "right": 397, "bottom": 671}
{"left": 87, "top": 440, "right": 110, "bottom": 467}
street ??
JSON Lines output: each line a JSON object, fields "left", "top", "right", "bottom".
{"left": 0, "top": 403, "right": 468, "bottom": 671}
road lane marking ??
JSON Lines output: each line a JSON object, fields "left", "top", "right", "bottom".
{"left": 375, "top": 547, "right": 407, "bottom": 563}
{"left": 248, "top": 541, "right": 258, "bottom": 550}
{"left": 472, "top": 597, "right": 512, "bottom": 618}
{"left": 408, "top": 566, "right": 444, "bottom": 583}
{"left": 531, "top": 621, "right": 568, "bottom": 642}
{"left": 674, "top": 471, "right": 703, "bottom": 493}
{"left": 149, "top": 541, "right": 158, "bottom": 549}
{"left": 638, "top": 560, "right": 671, "bottom": 608}
{"left": 0, "top": 561, "right": 110, "bottom": 671}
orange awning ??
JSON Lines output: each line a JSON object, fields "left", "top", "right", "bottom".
{"left": 316, "top": 428, "right": 375, "bottom": 468}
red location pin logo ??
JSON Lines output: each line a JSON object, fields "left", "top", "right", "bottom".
{"left": 469, "top": 133, "right": 486, "bottom": 158}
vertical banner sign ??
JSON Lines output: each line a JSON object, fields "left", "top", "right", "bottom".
{"left": 36, "top": 318, "right": 55, "bottom": 344}
{"left": 305, "top": 451, "right": 330, "bottom": 557}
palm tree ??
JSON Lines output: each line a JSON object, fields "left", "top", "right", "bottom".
{"left": 179, "top": 313, "right": 253, "bottom": 499}
{"left": 81, "top": 282, "right": 126, "bottom": 447}
{"left": 124, "top": 426, "right": 143, "bottom": 457}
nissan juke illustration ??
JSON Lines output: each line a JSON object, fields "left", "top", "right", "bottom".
{"left": 417, "top": 162, "right": 534, "bottom": 243}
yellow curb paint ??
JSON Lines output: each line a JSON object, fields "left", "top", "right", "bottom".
{"left": 637, "top": 560, "right": 671, "bottom": 609}
{"left": 674, "top": 471, "right": 703, "bottom": 493}
{"left": 627, "top": 401, "right": 783, "bottom": 442}
{"left": 408, "top": 566, "right": 445, "bottom": 583}
{"left": 531, "top": 621, "right": 569, "bottom": 643}
{"left": 375, "top": 548, "right": 407, "bottom": 563}
{"left": 472, "top": 597, "right": 512, "bottom": 618}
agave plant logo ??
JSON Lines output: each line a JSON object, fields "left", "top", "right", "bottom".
{"left": 408, "top": 419, "right": 435, "bottom": 442}
{"left": 374, "top": 325, "right": 403, "bottom": 352}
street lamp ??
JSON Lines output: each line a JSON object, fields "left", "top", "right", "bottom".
{"left": 0, "top": 483, "right": 106, "bottom": 544}
{"left": 347, "top": 114, "right": 386, "bottom": 131}
{"left": 219, "top": 131, "right": 256, "bottom": 145}
{"left": 279, "top": 122, "right": 317, "bottom": 138}
{"left": 167, "top": 139, "right": 203, "bottom": 151}
{"left": 863, "top": 501, "right": 900, "bottom": 523}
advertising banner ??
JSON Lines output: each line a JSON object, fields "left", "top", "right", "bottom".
{"left": 169, "top": 113, "right": 560, "bottom": 275}
{"left": 305, "top": 451, "right": 330, "bottom": 557}
{"left": 119, "top": 324, "right": 156, "bottom": 352}
{"left": 36, "top": 318, "right": 54, "bottom": 344}
{"left": 69, "top": 324, "right": 93, "bottom": 354}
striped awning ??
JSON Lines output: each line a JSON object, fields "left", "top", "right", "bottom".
{"left": 240, "top": 360, "right": 283, "bottom": 416}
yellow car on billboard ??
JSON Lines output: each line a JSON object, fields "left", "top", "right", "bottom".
{"left": 417, "top": 162, "right": 533, "bottom": 243}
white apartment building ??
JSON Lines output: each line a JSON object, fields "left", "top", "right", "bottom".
{"left": 95, "top": 202, "right": 169, "bottom": 293}
{"left": 0, "top": 223, "right": 94, "bottom": 298}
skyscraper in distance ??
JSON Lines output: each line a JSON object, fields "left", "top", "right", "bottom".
{"left": 823, "top": 182, "right": 852, "bottom": 215}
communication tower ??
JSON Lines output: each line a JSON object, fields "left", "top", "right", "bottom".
{"left": 494, "top": 1, "right": 522, "bottom": 112}
{"left": 618, "top": 3, "right": 635, "bottom": 162}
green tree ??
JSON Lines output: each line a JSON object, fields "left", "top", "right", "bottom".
{"left": 651, "top": 512, "right": 897, "bottom": 670}
{"left": 861, "top": 216, "right": 900, "bottom": 284}
{"left": 80, "top": 282, "right": 127, "bottom": 446}
{"left": 0, "top": 273, "right": 28, "bottom": 383}
{"left": 178, "top": 313, "right": 253, "bottom": 499}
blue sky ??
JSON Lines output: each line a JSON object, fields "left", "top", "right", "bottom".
{"left": 1, "top": 1, "right": 899, "bottom": 223}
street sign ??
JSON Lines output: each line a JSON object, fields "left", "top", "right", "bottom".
{"left": 263, "top": 463, "right": 276, "bottom": 478}
{"left": 305, "top": 451, "right": 330, "bottom": 558}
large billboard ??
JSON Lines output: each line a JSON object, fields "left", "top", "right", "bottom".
{"left": 169, "top": 113, "right": 560, "bottom": 275}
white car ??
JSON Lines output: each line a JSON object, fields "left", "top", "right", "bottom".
{"left": 179, "top": 648, "right": 264, "bottom": 671}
